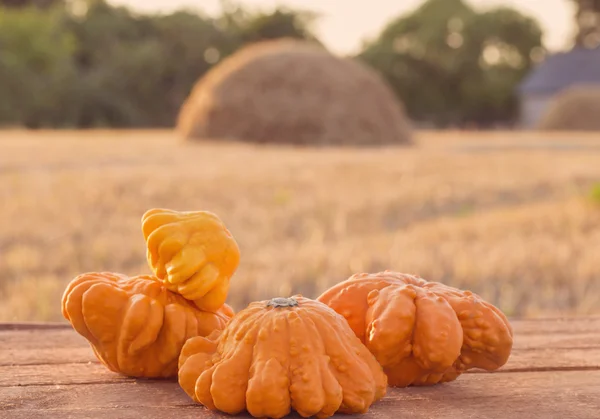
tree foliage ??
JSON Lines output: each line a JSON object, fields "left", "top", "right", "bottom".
{"left": 0, "top": 0, "right": 59, "bottom": 8}
{"left": 573, "top": 0, "right": 600, "bottom": 48}
{"left": 0, "top": 5, "right": 77, "bottom": 127}
{"left": 0, "top": 0, "right": 319, "bottom": 128}
{"left": 358, "top": 0, "right": 543, "bottom": 127}
{"left": 0, "top": 0, "right": 543, "bottom": 129}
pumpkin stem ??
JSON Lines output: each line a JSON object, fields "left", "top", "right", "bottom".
{"left": 267, "top": 297, "right": 298, "bottom": 308}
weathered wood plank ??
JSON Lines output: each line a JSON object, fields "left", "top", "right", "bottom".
{"left": 514, "top": 332, "right": 600, "bottom": 349}
{"left": 0, "top": 408, "right": 209, "bottom": 419}
{"left": 0, "top": 322, "right": 70, "bottom": 331}
{"left": 0, "top": 319, "right": 600, "bottom": 374}
{"left": 0, "top": 328, "right": 86, "bottom": 351}
{"left": 496, "top": 347, "right": 600, "bottom": 372}
{"left": 0, "top": 363, "right": 129, "bottom": 387}
{"left": 0, "top": 347, "right": 95, "bottom": 366}
{"left": 0, "top": 328, "right": 96, "bottom": 366}
{"left": 2, "top": 317, "right": 599, "bottom": 336}
{"left": 509, "top": 316, "right": 600, "bottom": 335}
{"left": 0, "top": 319, "right": 598, "bottom": 418}
{"left": 1, "top": 371, "right": 598, "bottom": 419}
{"left": 2, "top": 345, "right": 599, "bottom": 387}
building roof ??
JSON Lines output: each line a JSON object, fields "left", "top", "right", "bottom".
{"left": 518, "top": 47, "right": 600, "bottom": 95}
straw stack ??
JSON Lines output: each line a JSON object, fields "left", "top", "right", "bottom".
{"left": 177, "top": 39, "right": 412, "bottom": 146}
{"left": 538, "top": 85, "right": 600, "bottom": 131}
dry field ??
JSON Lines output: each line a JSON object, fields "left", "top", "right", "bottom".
{"left": 1, "top": 130, "right": 599, "bottom": 321}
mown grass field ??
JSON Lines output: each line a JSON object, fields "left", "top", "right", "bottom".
{"left": 1, "top": 129, "right": 599, "bottom": 321}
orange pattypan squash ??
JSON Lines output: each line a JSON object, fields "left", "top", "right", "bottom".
{"left": 61, "top": 272, "right": 233, "bottom": 378}
{"left": 141, "top": 208, "right": 240, "bottom": 313}
{"left": 317, "top": 271, "right": 513, "bottom": 387}
{"left": 178, "top": 296, "right": 387, "bottom": 419}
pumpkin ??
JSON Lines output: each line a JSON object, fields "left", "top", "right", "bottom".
{"left": 61, "top": 272, "right": 233, "bottom": 378}
{"left": 317, "top": 271, "right": 513, "bottom": 387}
{"left": 178, "top": 295, "right": 387, "bottom": 419}
{"left": 141, "top": 208, "right": 240, "bottom": 313}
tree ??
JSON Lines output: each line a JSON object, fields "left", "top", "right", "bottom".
{"left": 0, "top": 0, "right": 321, "bottom": 128}
{"left": 0, "top": 0, "right": 60, "bottom": 8}
{"left": 59, "top": 0, "right": 163, "bottom": 127}
{"left": 358, "top": 0, "right": 543, "bottom": 127}
{"left": 463, "top": 7, "right": 544, "bottom": 124}
{"left": 235, "top": 8, "right": 319, "bottom": 44}
{"left": 151, "top": 11, "right": 241, "bottom": 126}
{"left": 573, "top": 0, "right": 600, "bottom": 48}
{"left": 216, "top": 0, "right": 320, "bottom": 45}
{"left": 0, "top": 5, "right": 77, "bottom": 127}
{"left": 60, "top": 1, "right": 319, "bottom": 128}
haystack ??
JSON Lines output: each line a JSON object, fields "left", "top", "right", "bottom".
{"left": 538, "top": 85, "right": 600, "bottom": 131}
{"left": 177, "top": 39, "right": 412, "bottom": 146}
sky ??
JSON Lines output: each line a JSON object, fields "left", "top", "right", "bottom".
{"left": 109, "top": 0, "right": 576, "bottom": 55}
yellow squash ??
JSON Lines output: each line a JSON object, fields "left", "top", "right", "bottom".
{"left": 318, "top": 271, "right": 513, "bottom": 387}
{"left": 61, "top": 272, "right": 233, "bottom": 378}
{"left": 178, "top": 296, "right": 387, "bottom": 418}
{"left": 142, "top": 208, "right": 240, "bottom": 312}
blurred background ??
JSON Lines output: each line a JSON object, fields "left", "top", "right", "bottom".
{"left": 0, "top": 0, "right": 599, "bottom": 321}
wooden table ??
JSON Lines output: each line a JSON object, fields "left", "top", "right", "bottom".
{"left": 1, "top": 318, "right": 598, "bottom": 418}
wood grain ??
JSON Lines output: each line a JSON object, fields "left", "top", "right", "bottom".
{"left": 0, "top": 322, "right": 70, "bottom": 331}
{"left": 1, "top": 371, "right": 598, "bottom": 419}
{"left": 0, "top": 363, "right": 129, "bottom": 387}
{"left": 509, "top": 317, "right": 600, "bottom": 335}
{"left": 2, "top": 346, "right": 599, "bottom": 387}
{"left": 2, "top": 319, "right": 599, "bottom": 372}
{"left": 1, "top": 319, "right": 598, "bottom": 419}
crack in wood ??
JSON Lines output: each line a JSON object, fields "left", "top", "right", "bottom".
{"left": 0, "top": 323, "right": 71, "bottom": 331}
{"left": 2, "top": 367, "right": 599, "bottom": 388}
{"left": 0, "top": 361, "right": 100, "bottom": 367}
{"left": 468, "top": 365, "right": 600, "bottom": 374}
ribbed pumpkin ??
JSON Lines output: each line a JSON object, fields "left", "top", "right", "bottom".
{"left": 317, "top": 271, "right": 513, "bottom": 387}
{"left": 61, "top": 272, "right": 233, "bottom": 378}
{"left": 178, "top": 295, "right": 387, "bottom": 419}
{"left": 141, "top": 208, "right": 240, "bottom": 312}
